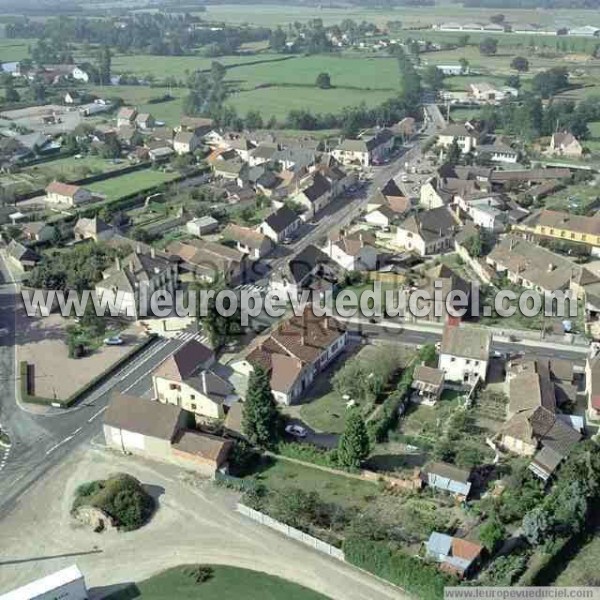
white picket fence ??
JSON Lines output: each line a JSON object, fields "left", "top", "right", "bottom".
{"left": 237, "top": 503, "right": 345, "bottom": 561}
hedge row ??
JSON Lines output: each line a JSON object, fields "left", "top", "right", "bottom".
{"left": 20, "top": 333, "right": 158, "bottom": 408}
{"left": 367, "top": 367, "right": 414, "bottom": 443}
{"left": 343, "top": 537, "right": 454, "bottom": 600}
{"left": 276, "top": 441, "right": 339, "bottom": 469}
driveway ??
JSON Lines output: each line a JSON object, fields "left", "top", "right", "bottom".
{"left": 0, "top": 444, "right": 406, "bottom": 600}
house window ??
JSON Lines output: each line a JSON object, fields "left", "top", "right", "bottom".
{"left": 190, "top": 394, "right": 195, "bottom": 400}
{"left": 450, "top": 357, "right": 456, "bottom": 362}
{"left": 191, "top": 403, "right": 197, "bottom": 411}
{"left": 465, "top": 359, "right": 471, "bottom": 365}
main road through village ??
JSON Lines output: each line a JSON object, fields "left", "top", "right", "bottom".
{"left": 0, "top": 102, "right": 588, "bottom": 522}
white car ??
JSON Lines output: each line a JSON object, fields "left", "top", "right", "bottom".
{"left": 285, "top": 424, "right": 308, "bottom": 438}
{"left": 104, "top": 336, "right": 123, "bottom": 346}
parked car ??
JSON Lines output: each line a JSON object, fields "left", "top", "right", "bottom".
{"left": 104, "top": 336, "right": 123, "bottom": 346}
{"left": 285, "top": 424, "right": 307, "bottom": 438}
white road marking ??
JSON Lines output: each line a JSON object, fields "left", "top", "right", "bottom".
{"left": 45, "top": 435, "right": 75, "bottom": 455}
{"left": 88, "top": 406, "right": 107, "bottom": 423}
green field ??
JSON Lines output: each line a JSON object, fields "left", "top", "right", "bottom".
{"left": 248, "top": 458, "right": 378, "bottom": 509}
{"left": 107, "top": 565, "right": 330, "bottom": 600}
{"left": 87, "top": 169, "right": 179, "bottom": 200}
{"left": 0, "top": 38, "right": 30, "bottom": 62}
{"left": 227, "top": 86, "right": 396, "bottom": 121}
{"left": 201, "top": 4, "right": 600, "bottom": 28}
{"left": 228, "top": 55, "right": 399, "bottom": 91}
{"left": 86, "top": 85, "right": 186, "bottom": 126}
{"left": 111, "top": 53, "right": 287, "bottom": 80}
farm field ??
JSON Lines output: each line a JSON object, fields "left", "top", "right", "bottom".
{"left": 201, "top": 4, "right": 600, "bottom": 28}
{"left": 110, "top": 52, "right": 288, "bottom": 80}
{"left": 107, "top": 565, "right": 331, "bottom": 600}
{"left": 86, "top": 168, "right": 179, "bottom": 200}
{"left": 86, "top": 85, "right": 186, "bottom": 125}
{"left": 0, "top": 38, "right": 30, "bottom": 62}
{"left": 227, "top": 55, "right": 400, "bottom": 91}
{"left": 227, "top": 86, "right": 396, "bottom": 121}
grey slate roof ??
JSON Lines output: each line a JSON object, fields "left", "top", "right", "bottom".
{"left": 441, "top": 326, "right": 491, "bottom": 361}
{"left": 263, "top": 205, "right": 300, "bottom": 233}
{"left": 104, "top": 392, "right": 182, "bottom": 440}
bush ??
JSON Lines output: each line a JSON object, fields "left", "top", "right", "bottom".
{"left": 276, "top": 441, "right": 339, "bottom": 469}
{"left": 183, "top": 565, "right": 214, "bottom": 584}
{"left": 72, "top": 473, "right": 155, "bottom": 531}
{"left": 344, "top": 537, "right": 454, "bottom": 600}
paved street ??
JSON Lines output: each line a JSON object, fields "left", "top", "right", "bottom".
{"left": 0, "top": 254, "right": 211, "bottom": 519}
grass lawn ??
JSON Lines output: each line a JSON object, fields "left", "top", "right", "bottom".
{"left": 226, "top": 86, "right": 396, "bottom": 121}
{"left": 87, "top": 169, "right": 179, "bottom": 200}
{"left": 300, "top": 389, "right": 348, "bottom": 434}
{"left": 107, "top": 565, "right": 331, "bottom": 600}
{"left": 543, "top": 180, "right": 600, "bottom": 213}
{"left": 555, "top": 534, "right": 600, "bottom": 586}
{"left": 248, "top": 457, "right": 379, "bottom": 509}
{"left": 21, "top": 155, "right": 125, "bottom": 187}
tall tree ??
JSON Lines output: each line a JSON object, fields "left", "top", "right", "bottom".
{"left": 242, "top": 366, "right": 279, "bottom": 448}
{"left": 96, "top": 45, "right": 111, "bottom": 85}
{"left": 510, "top": 56, "right": 529, "bottom": 73}
{"left": 338, "top": 409, "right": 370, "bottom": 468}
{"left": 479, "top": 37, "right": 498, "bottom": 56}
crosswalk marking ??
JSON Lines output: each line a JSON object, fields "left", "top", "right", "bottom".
{"left": 235, "top": 283, "right": 267, "bottom": 294}
{"left": 173, "top": 331, "right": 208, "bottom": 343}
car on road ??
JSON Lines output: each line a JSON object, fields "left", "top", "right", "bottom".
{"left": 285, "top": 424, "right": 308, "bottom": 438}
{"left": 104, "top": 336, "right": 124, "bottom": 345}
{"left": 282, "top": 237, "right": 293, "bottom": 245}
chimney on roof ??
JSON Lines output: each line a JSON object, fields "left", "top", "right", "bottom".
{"left": 150, "top": 247, "right": 156, "bottom": 259}
{"left": 201, "top": 371, "right": 207, "bottom": 393}
{"left": 548, "top": 263, "right": 555, "bottom": 272}
{"left": 115, "top": 256, "right": 121, "bottom": 271}
{"left": 509, "top": 238, "right": 515, "bottom": 251}
{"left": 136, "top": 243, "right": 141, "bottom": 254}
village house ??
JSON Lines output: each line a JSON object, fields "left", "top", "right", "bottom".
{"left": 95, "top": 250, "right": 178, "bottom": 319}
{"left": 476, "top": 138, "right": 519, "bottom": 164}
{"left": 416, "top": 263, "right": 471, "bottom": 324}
{"left": 396, "top": 206, "right": 458, "bottom": 256}
{"left": 489, "top": 168, "right": 572, "bottom": 187}
{"left": 152, "top": 339, "right": 237, "bottom": 421}
{"left": 177, "top": 116, "right": 214, "bottom": 136}
{"left": 173, "top": 131, "right": 201, "bottom": 155}
{"left": 454, "top": 193, "right": 509, "bottom": 232}
{"left": 103, "top": 392, "right": 232, "bottom": 476}
{"left": 420, "top": 171, "right": 487, "bottom": 210}
{"left": 547, "top": 131, "right": 583, "bottom": 158}
{"left": 248, "top": 143, "right": 279, "bottom": 167}
{"left": 6, "top": 239, "right": 40, "bottom": 271}
{"left": 486, "top": 236, "right": 593, "bottom": 295}
{"left": 73, "top": 216, "right": 114, "bottom": 242}
{"left": 411, "top": 365, "right": 445, "bottom": 405}
{"left": 186, "top": 216, "right": 219, "bottom": 237}
{"left": 425, "top": 533, "right": 483, "bottom": 579}
{"left": 270, "top": 244, "right": 341, "bottom": 301}
{"left": 259, "top": 205, "right": 302, "bottom": 243}
{"left": 500, "top": 358, "right": 582, "bottom": 481}
{"left": 366, "top": 179, "right": 411, "bottom": 228}
{"left": 468, "top": 82, "right": 518, "bottom": 104}
{"left": 222, "top": 223, "right": 273, "bottom": 260}
{"left": 292, "top": 172, "right": 333, "bottom": 216}
{"left": 135, "top": 112, "right": 155, "bottom": 130}
{"left": 438, "top": 325, "right": 491, "bottom": 384}
{"left": 20, "top": 221, "right": 56, "bottom": 244}
{"left": 331, "top": 128, "right": 395, "bottom": 167}
{"left": 323, "top": 230, "right": 378, "bottom": 271}
{"left": 64, "top": 90, "right": 82, "bottom": 105}
{"left": 45, "top": 181, "right": 93, "bottom": 206}
{"left": 514, "top": 209, "right": 600, "bottom": 254}
{"left": 244, "top": 308, "right": 347, "bottom": 405}
{"left": 166, "top": 239, "right": 245, "bottom": 283}
{"left": 117, "top": 106, "right": 137, "bottom": 128}
{"left": 585, "top": 354, "right": 600, "bottom": 423}
{"left": 438, "top": 123, "right": 480, "bottom": 154}
{"left": 391, "top": 117, "right": 417, "bottom": 140}
{"left": 421, "top": 462, "right": 472, "bottom": 498}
